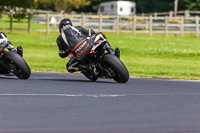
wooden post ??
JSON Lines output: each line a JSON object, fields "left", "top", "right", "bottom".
{"left": 46, "top": 12, "right": 49, "bottom": 35}
{"left": 81, "top": 13, "right": 85, "bottom": 27}
{"left": 174, "top": 0, "right": 179, "bottom": 17}
{"left": 184, "top": 10, "right": 190, "bottom": 17}
{"left": 180, "top": 16, "right": 184, "bottom": 37}
{"left": 28, "top": 12, "right": 32, "bottom": 34}
{"left": 99, "top": 13, "right": 102, "bottom": 32}
{"left": 165, "top": 16, "right": 168, "bottom": 37}
{"left": 10, "top": 11, "right": 13, "bottom": 34}
{"left": 133, "top": 15, "right": 136, "bottom": 36}
{"left": 116, "top": 14, "right": 120, "bottom": 36}
{"left": 196, "top": 16, "right": 199, "bottom": 38}
{"left": 169, "top": 11, "right": 173, "bottom": 17}
{"left": 149, "top": 15, "right": 152, "bottom": 36}
{"left": 142, "top": 13, "right": 145, "bottom": 17}
{"left": 64, "top": 13, "right": 67, "bottom": 19}
{"left": 28, "top": 18, "right": 31, "bottom": 34}
{"left": 154, "top": 12, "right": 157, "bottom": 17}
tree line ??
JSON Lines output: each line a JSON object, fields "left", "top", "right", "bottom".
{"left": 137, "top": 0, "right": 200, "bottom": 13}
{"left": 35, "top": 0, "right": 200, "bottom": 13}
{"left": 1, "top": 0, "right": 200, "bottom": 19}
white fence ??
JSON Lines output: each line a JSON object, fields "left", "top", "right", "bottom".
{"left": 1, "top": 12, "right": 200, "bottom": 37}
{"left": 44, "top": 13, "right": 200, "bottom": 37}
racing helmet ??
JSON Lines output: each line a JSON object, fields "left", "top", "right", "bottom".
{"left": 59, "top": 18, "right": 72, "bottom": 33}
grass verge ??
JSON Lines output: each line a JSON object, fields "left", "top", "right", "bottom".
{"left": 1, "top": 31, "right": 200, "bottom": 80}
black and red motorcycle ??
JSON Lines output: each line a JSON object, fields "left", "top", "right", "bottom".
{"left": 78, "top": 40, "right": 129, "bottom": 83}
{"left": 0, "top": 41, "right": 31, "bottom": 79}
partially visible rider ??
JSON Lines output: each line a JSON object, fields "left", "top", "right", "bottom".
{"left": 0, "top": 32, "right": 17, "bottom": 52}
{"left": 56, "top": 18, "right": 119, "bottom": 73}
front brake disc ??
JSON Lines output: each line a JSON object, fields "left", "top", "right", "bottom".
{"left": 6, "top": 63, "right": 18, "bottom": 75}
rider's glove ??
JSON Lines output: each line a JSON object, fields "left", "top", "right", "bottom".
{"left": 6, "top": 42, "right": 17, "bottom": 52}
{"left": 59, "top": 49, "right": 69, "bottom": 58}
{"left": 7, "top": 41, "right": 12, "bottom": 45}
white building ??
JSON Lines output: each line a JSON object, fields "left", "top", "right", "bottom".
{"left": 98, "top": 1, "right": 136, "bottom": 16}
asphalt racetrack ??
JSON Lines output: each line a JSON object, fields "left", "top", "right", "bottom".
{"left": 0, "top": 71, "right": 200, "bottom": 133}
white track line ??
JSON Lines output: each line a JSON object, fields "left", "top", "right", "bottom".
{"left": 0, "top": 93, "right": 200, "bottom": 97}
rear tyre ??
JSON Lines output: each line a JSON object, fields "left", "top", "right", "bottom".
{"left": 102, "top": 54, "right": 129, "bottom": 83}
{"left": 4, "top": 51, "right": 31, "bottom": 79}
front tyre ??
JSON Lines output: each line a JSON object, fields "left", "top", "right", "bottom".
{"left": 4, "top": 51, "right": 31, "bottom": 79}
{"left": 102, "top": 54, "right": 129, "bottom": 83}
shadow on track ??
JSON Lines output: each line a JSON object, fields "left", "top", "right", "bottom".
{"left": 0, "top": 76, "right": 18, "bottom": 80}
{"left": 39, "top": 78, "right": 116, "bottom": 84}
{"left": 0, "top": 73, "right": 119, "bottom": 84}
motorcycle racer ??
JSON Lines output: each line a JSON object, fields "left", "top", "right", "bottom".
{"left": 56, "top": 18, "right": 119, "bottom": 73}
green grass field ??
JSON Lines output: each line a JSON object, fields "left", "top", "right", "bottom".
{"left": 1, "top": 14, "right": 200, "bottom": 80}
{"left": 1, "top": 31, "right": 199, "bottom": 80}
{"left": 0, "top": 15, "right": 57, "bottom": 30}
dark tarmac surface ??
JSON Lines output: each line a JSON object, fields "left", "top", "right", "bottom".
{"left": 0, "top": 71, "right": 200, "bottom": 133}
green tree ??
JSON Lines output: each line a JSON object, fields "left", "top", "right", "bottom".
{"left": 35, "top": 0, "right": 56, "bottom": 11}
{"left": 136, "top": 0, "right": 200, "bottom": 13}
{"left": 136, "top": 0, "right": 174, "bottom": 13}
{"left": 35, "top": 0, "right": 91, "bottom": 12}
{"left": 179, "top": 0, "right": 200, "bottom": 11}
{"left": 0, "top": 0, "right": 37, "bottom": 19}
{"left": 76, "top": 0, "right": 109, "bottom": 13}
{"left": 54, "top": 0, "right": 91, "bottom": 12}
{"left": 0, "top": 0, "right": 37, "bottom": 33}
{"left": 35, "top": 0, "right": 109, "bottom": 13}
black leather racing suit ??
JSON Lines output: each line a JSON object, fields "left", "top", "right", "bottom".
{"left": 56, "top": 25, "right": 110, "bottom": 72}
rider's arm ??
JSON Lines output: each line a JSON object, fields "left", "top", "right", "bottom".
{"left": 56, "top": 35, "right": 69, "bottom": 58}
{"left": 0, "top": 32, "right": 17, "bottom": 52}
{"left": 75, "top": 26, "right": 95, "bottom": 37}
{"left": 0, "top": 32, "right": 7, "bottom": 38}
{"left": 6, "top": 41, "right": 17, "bottom": 52}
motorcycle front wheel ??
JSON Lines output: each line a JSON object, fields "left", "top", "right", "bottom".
{"left": 102, "top": 54, "right": 129, "bottom": 83}
{"left": 4, "top": 51, "right": 31, "bottom": 79}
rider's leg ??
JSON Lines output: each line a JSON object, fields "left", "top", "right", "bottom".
{"left": 92, "top": 32, "right": 115, "bottom": 54}
{"left": 67, "top": 61, "right": 91, "bottom": 73}
{"left": 66, "top": 56, "right": 79, "bottom": 73}
{"left": 105, "top": 41, "right": 115, "bottom": 54}
{"left": 100, "top": 32, "right": 120, "bottom": 58}
{"left": 67, "top": 51, "right": 92, "bottom": 73}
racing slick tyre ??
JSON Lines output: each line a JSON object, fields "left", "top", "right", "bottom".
{"left": 102, "top": 54, "right": 129, "bottom": 83}
{"left": 4, "top": 51, "right": 31, "bottom": 79}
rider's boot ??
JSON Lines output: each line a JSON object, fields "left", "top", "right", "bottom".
{"left": 79, "top": 64, "right": 97, "bottom": 76}
{"left": 105, "top": 41, "right": 115, "bottom": 54}
{"left": 78, "top": 64, "right": 90, "bottom": 72}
